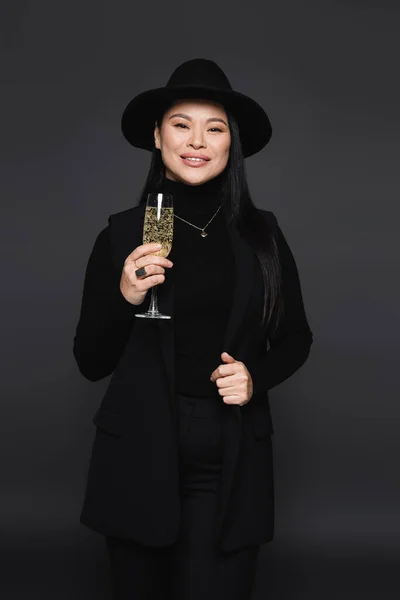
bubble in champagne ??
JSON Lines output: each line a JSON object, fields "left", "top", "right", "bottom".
{"left": 143, "top": 207, "right": 173, "bottom": 258}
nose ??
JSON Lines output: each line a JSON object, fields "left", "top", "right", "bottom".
{"left": 187, "top": 125, "right": 206, "bottom": 150}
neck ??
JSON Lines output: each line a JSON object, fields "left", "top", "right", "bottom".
{"left": 160, "top": 173, "right": 223, "bottom": 215}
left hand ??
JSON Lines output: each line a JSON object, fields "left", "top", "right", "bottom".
{"left": 210, "top": 352, "right": 253, "bottom": 407}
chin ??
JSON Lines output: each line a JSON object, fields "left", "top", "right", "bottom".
{"left": 171, "top": 168, "right": 218, "bottom": 187}
{"left": 184, "top": 174, "right": 211, "bottom": 186}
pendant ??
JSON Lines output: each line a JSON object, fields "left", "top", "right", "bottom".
{"left": 201, "top": 230, "right": 208, "bottom": 238}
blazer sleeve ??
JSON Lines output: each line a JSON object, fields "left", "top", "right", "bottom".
{"left": 72, "top": 224, "right": 138, "bottom": 382}
{"left": 249, "top": 211, "right": 314, "bottom": 395}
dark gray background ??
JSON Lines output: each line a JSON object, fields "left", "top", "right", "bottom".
{"left": 2, "top": 0, "right": 399, "bottom": 598}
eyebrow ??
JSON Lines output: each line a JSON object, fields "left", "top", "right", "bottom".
{"left": 168, "top": 113, "right": 228, "bottom": 126}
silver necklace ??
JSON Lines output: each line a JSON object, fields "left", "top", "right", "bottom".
{"left": 174, "top": 205, "right": 222, "bottom": 238}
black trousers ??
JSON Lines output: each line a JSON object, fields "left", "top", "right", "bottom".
{"left": 105, "top": 393, "right": 260, "bottom": 599}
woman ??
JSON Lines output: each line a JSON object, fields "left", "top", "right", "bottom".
{"left": 73, "top": 58, "right": 313, "bottom": 599}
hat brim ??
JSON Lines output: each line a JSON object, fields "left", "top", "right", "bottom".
{"left": 121, "top": 84, "right": 272, "bottom": 158}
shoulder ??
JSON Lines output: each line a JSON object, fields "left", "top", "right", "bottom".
{"left": 107, "top": 203, "right": 145, "bottom": 235}
{"left": 92, "top": 205, "right": 144, "bottom": 245}
{"left": 257, "top": 208, "right": 279, "bottom": 230}
{"left": 109, "top": 204, "right": 145, "bottom": 224}
{"left": 256, "top": 208, "right": 294, "bottom": 258}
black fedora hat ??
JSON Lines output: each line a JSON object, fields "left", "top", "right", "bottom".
{"left": 121, "top": 58, "right": 272, "bottom": 158}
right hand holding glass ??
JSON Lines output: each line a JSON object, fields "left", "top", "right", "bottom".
{"left": 120, "top": 243, "right": 174, "bottom": 306}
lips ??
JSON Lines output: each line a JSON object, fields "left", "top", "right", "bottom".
{"left": 180, "top": 154, "right": 210, "bottom": 167}
{"left": 181, "top": 154, "right": 210, "bottom": 161}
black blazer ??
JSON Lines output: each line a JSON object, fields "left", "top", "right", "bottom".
{"left": 73, "top": 203, "right": 313, "bottom": 552}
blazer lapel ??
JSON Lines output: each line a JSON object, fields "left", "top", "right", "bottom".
{"left": 155, "top": 259, "right": 176, "bottom": 410}
{"left": 222, "top": 217, "right": 256, "bottom": 354}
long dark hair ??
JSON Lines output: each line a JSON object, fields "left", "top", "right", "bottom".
{"left": 138, "top": 103, "right": 284, "bottom": 336}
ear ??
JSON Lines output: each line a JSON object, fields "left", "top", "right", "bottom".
{"left": 154, "top": 123, "right": 161, "bottom": 150}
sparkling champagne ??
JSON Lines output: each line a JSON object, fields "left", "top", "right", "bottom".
{"left": 135, "top": 192, "right": 173, "bottom": 320}
{"left": 143, "top": 206, "right": 173, "bottom": 258}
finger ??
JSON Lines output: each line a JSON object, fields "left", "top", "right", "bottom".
{"left": 134, "top": 264, "right": 165, "bottom": 279}
{"left": 210, "top": 368, "right": 223, "bottom": 382}
{"left": 221, "top": 351, "right": 236, "bottom": 363}
{"left": 126, "top": 243, "right": 163, "bottom": 264}
{"left": 136, "top": 273, "right": 165, "bottom": 290}
{"left": 221, "top": 395, "right": 243, "bottom": 405}
{"left": 212, "top": 364, "right": 240, "bottom": 381}
{"left": 215, "top": 374, "right": 245, "bottom": 388}
{"left": 217, "top": 385, "right": 239, "bottom": 396}
{"left": 135, "top": 255, "right": 173, "bottom": 270}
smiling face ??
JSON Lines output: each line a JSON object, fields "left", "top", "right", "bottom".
{"left": 154, "top": 98, "right": 231, "bottom": 186}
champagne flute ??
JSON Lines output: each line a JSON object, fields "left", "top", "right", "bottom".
{"left": 135, "top": 192, "right": 174, "bottom": 319}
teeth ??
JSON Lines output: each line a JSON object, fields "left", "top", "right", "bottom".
{"left": 184, "top": 157, "right": 206, "bottom": 162}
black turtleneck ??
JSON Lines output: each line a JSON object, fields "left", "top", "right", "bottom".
{"left": 160, "top": 174, "right": 235, "bottom": 398}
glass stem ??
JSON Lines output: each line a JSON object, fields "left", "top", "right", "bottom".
{"left": 148, "top": 285, "right": 159, "bottom": 315}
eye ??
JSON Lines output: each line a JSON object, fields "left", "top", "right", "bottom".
{"left": 209, "top": 127, "right": 223, "bottom": 132}
{"left": 174, "top": 123, "right": 188, "bottom": 129}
